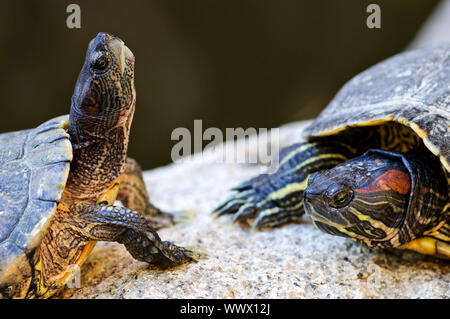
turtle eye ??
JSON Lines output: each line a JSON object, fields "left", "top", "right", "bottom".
{"left": 329, "top": 189, "right": 354, "bottom": 208}
{"left": 92, "top": 52, "right": 110, "bottom": 73}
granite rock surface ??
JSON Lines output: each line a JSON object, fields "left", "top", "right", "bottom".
{"left": 60, "top": 120, "right": 450, "bottom": 299}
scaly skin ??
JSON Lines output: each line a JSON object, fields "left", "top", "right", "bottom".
{"left": 23, "top": 33, "right": 195, "bottom": 299}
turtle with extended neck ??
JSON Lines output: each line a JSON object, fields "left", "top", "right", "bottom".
{"left": 0, "top": 32, "right": 195, "bottom": 298}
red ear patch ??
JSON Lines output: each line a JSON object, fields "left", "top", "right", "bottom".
{"left": 87, "top": 103, "right": 100, "bottom": 115}
{"left": 81, "top": 91, "right": 100, "bottom": 115}
{"left": 357, "top": 169, "right": 411, "bottom": 195}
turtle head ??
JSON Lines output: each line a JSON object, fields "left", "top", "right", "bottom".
{"left": 69, "top": 32, "right": 135, "bottom": 139}
{"left": 303, "top": 152, "right": 411, "bottom": 245}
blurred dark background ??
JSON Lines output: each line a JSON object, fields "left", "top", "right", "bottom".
{"left": 0, "top": 0, "right": 440, "bottom": 169}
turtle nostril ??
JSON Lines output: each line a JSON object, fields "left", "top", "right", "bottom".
{"left": 303, "top": 188, "right": 322, "bottom": 203}
{"left": 308, "top": 172, "right": 319, "bottom": 186}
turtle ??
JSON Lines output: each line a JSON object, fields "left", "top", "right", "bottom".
{"left": 0, "top": 32, "right": 195, "bottom": 299}
{"left": 214, "top": 44, "right": 450, "bottom": 260}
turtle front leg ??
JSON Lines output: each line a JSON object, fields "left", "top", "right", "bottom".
{"left": 118, "top": 157, "right": 174, "bottom": 229}
{"left": 29, "top": 203, "right": 195, "bottom": 298}
{"left": 214, "top": 141, "right": 356, "bottom": 230}
{"left": 71, "top": 204, "right": 196, "bottom": 267}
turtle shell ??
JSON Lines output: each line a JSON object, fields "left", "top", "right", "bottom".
{"left": 303, "top": 44, "right": 450, "bottom": 174}
{"left": 0, "top": 115, "right": 72, "bottom": 275}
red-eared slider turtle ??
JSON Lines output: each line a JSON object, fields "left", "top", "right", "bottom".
{"left": 0, "top": 33, "right": 194, "bottom": 299}
{"left": 215, "top": 44, "right": 450, "bottom": 259}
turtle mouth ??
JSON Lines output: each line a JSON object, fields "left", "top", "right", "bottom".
{"left": 104, "top": 34, "right": 134, "bottom": 77}
{"left": 123, "top": 45, "right": 135, "bottom": 75}
{"left": 108, "top": 38, "right": 126, "bottom": 75}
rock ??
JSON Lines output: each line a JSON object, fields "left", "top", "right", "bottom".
{"left": 60, "top": 120, "right": 450, "bottom": 299}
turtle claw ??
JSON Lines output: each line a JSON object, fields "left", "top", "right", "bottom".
{"left": 251, "top": 206, "right": 283, "bottom": 231}
{"left": 214, "top": 170, "right": 307, "bottom": 230}
{"left": 215, "top": 142, "right": 318, "bottom": 228}
{"left": 213, "top": 199, "right": 245, "bottom": 217}
{"left": 212, "top": 189, "right": 254, "bottom": 217}
{"left": 231, "top": 203, "right": 257, "bottom": 225}
{"left": 213, "top": 177, "right": 278, "bottom": 228}
{"left": 183, "top": 246, "right": 208, "bottom": 262}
